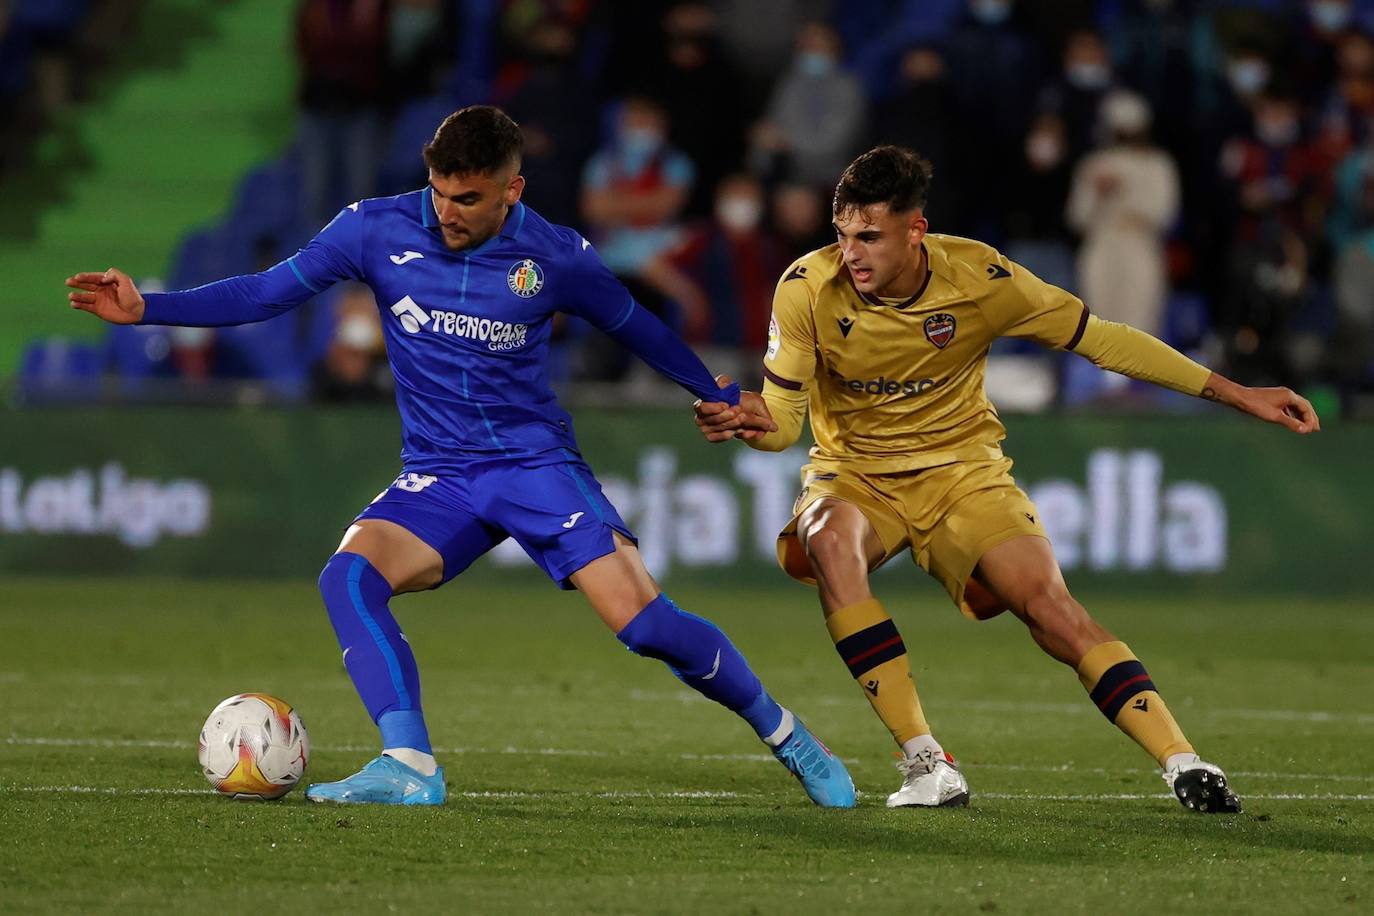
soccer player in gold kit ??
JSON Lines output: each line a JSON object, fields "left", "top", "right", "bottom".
{"left": 695, "top": 146, "right": 1320, "bottom": 813}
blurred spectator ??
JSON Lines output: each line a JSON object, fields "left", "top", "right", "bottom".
{"left": 386, "top": 0, "right": 455, "bottom": 103}
{"left": 670, "top": 174, "right": 790, "bottom": 346}
{"left": 715, "top": 0, "right": 825, "bottom": 114}
{"left": 1216, "top": 86, "right": 1331, "bottom": 386}
{"left": 751, "top": 23, "right": 868, "bottom": 186}
{"left": 1314, "top": 29, "right": 1374, "bottom": 164}
{"left": 1038, "top": 28, "right": 1118, "bottom": 166}
{"left": 772, "top": 183, "right": 834, "bottom": 256}
{"left": 1296, "top": 0, "right": 1357, "bottom": 103}
{"left": 1332, "top": 192, "right": 1374, "bottom": 390}
{"left": 579, "top": 96, "right": 700, "bottom": 378}
{"left": 650, "top": 2, "right": 748, "bottom": 218}
{"left": 1006, "top": 112, "right": 1076, "bottom": 291}
{"left": 871, "top": 45, "right": 965, "bottom": 229}
{"left": 296, "top": 0, "right": 389, "bottom": 225}
{"left": 502, "top": 19, "right": 599, "bottom": 227}
{"left": 944, "top": 0, "right": 1043, "bottom": 239}
{"left": 311, "top": 284, "right": 389, "bottom": 402}
{"left": 1109, "top": 0, "right": 1198, "bottom": 167}
{"left": 1066, "top": 91, "right": 1180, "bottom": 336}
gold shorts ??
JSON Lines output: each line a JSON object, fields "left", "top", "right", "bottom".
{"left": 777, "top": 457, "right": 1047, "bottom": 620}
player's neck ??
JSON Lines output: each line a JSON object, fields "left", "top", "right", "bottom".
{"left": 873, "top": 246, "right": 928, "bottom": 300}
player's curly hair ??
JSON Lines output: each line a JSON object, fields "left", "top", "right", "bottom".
{"left": 423, "top": 105, "right": 524, "bottom": 176}
{"left": 833, "top": 146, "right": 933, "bottom": 216}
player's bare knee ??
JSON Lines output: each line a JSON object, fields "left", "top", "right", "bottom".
{"left": 803, "top": 526, "right": 863, "bottom": 576}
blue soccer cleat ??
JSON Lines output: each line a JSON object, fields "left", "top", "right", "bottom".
{"left": 305, "top": 755, "right": 446, "bottom": 806}
{"left": 772, "top": 718, "right": 856, "bottom": 808}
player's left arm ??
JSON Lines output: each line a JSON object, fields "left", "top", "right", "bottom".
{"left": 988, "top": 258, "right": 1320, "bottom": 434}
{"left": 562, "top": 236, "right": 769, "bottom": 427}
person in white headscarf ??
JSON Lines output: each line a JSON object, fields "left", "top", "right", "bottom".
{"left": 1066, "top": 89, "right": 1180, "bottom": 338}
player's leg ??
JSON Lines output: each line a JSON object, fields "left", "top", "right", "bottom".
{"left": 972, "top": 535, "right": 1240, "bottom": 813}
{"left": 569, "top": 532, "right": 854, "bottom": 807}
{"left": 793, "top": 495, "right": 965, "bottom": 808}
{"left": 308, "top": 472, "right": 503, "bottom": 806}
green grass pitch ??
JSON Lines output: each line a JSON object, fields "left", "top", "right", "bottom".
{"left": 2, "top": 577, "right": 1371, "bottom": 913}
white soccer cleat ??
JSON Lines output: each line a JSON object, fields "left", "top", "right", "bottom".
{"left": 1162, "top": 757, "right": 1242, "bottom": 813}
{"left": 886, "top": 748, "right": 970, "bottom": 808}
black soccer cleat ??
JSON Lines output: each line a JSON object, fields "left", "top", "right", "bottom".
{"left": 1166, "top": 761, "right": 1243, "bottom": 814}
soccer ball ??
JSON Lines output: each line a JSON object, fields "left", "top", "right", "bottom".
{"left": 197, "top": 693, "right": 309, "bottom": 800}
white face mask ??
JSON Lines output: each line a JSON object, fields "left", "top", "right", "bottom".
{"left": 1067, "top": 61, "right": 1111, "bottom": 90}
{"left": 969, "top": 0, "right": 1012, "bottom": 25}
{"left": 1228, "top": 59, "right": 1271, "bottom": 96}
{"left": 1026, "top": 132, "right": 1064, "bottom": 168}
{"left": 717, "top": 196, "right": 763, "bottom": 231}
{"left": 1310, "top": 1, "right": 1353, "bottom": 33}
{"left": 337, "top": 315, "right": 380, "bottom": 350}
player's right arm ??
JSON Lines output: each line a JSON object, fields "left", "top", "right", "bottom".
{"left": 65, "top": 205, "right": 364, "bottom": 327}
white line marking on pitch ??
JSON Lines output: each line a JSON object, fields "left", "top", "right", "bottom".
{"left": 3, "top": 785, "right": 1372, "bottom": 802}
{"left": 6, "top": 736, "right": 1374, "bottom": 784}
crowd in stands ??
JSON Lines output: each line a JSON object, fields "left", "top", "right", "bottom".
{"left": 12, "top": 0, "right": 1374, "bottom": 413}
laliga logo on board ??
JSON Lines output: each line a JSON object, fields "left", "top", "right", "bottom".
{"left": 507, "top": 259, "right": 544, "bottom": 298}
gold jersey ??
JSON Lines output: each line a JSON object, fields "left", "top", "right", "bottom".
{"left": 760, "top": 233, "right": 1209, "bottom": 473}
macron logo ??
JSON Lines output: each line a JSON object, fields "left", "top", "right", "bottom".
{"left": 390, "top": 296, "right": 430, "bottom": 334}
{"left": 390, "top": 250, "right": 424, "bottom": 265}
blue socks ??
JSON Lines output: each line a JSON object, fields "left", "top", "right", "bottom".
{"left": 318, "top": 552, "right": 432, "bottom": 754}
{"left": 616, "top": 594, "right": 786, "bottom": 742}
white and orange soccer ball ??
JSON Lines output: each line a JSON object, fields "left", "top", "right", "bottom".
{"left": 197, "top": 693, "right": 309, "bottom": 800}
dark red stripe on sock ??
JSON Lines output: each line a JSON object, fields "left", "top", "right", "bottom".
{"left": 834, "top": 619, "right": 905, "bottom": 678}
{"left": 1089, "top": 660, "right": 1156, "bottom": 720}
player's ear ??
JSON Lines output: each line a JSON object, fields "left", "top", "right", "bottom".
{"left": 506, "top": 173, "right": 526, "bottom": 205}
{"left": 909, "top": 211, "right": 928, "bottom": 246}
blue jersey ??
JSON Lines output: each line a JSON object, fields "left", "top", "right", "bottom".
{"left": 141, "top": 190, "right": 740, "bottom": 467}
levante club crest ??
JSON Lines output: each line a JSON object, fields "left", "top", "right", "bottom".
{"left": 507, "top": 259, "right": 544, "bottom": 298}
{"left": 924, "top": 313, "right": 956, "bottom": 349}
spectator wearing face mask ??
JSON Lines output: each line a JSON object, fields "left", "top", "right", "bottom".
{"left": 1037, "top": 28, "right": 1117, "bottom": 167}
{"left": 1315, "top": 29, "right": 1374, "bottom": 164}
{"left": 650, "top": 2, "right": 749, "bottom": 219}
{"left": 772, "top": 183, "right": 834, "bottom": 256}
{"left": 871, "top": 44, "right": 967, "bottom": 234}
{"left": 1005, "top": 112, "right": 1076, "bottom": 292}
{"left": 311, "top": 284, "right": 390, "bottom": 403}
{"left": 1296, "top": 0, "right": 1360, "bottom": 104}
{"left": 751, "top": 23, "right": 869, "bottom": 186}
{"left": 669, "top": 174, "right": 790, "bottom": 347}
{"left": 1066, "top": 91, "right": 1180, "bottom": 338}
{"left": 1216, "top": 85, "right": 1330, "bottom": 388}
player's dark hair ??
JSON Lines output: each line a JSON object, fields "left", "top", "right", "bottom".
{"left": 423, "top": 105, "right": 523, "bottom": 176}
{"left": 833, "top": 146, "right": 933, "bottom": 216}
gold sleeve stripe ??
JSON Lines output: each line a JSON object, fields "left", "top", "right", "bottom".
{"left": 1066, "top": 303, "right": 1091, "bottom": 351}
{"left": 762, "top": 366, "right": 804, "bottom": 390}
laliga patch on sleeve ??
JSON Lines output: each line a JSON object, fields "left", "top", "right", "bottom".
{"left": 766, "top": 314, "right": 780, "bottom": 360}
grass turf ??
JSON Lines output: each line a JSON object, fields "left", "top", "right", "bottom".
{"left": 1, "top": 577, "right": 1371, "bottom": 913}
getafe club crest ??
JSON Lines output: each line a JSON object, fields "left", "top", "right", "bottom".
{"left": 507, "top": 259, "right": 544, "bottom": 298}
{"left": 923, "top": 313, "right": 956, "bottom": 349}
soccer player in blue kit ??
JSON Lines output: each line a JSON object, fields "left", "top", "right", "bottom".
{"left": 65, "top": 106, "right": 853, "bottom": 808}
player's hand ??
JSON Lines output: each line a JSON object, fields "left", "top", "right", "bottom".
{"left": 1236, "top": 385, "right": 1321, "bottom": 434}
{"left": 65, "top": 268, "right": 145, "bottom": 324}
{"left": 1206, "top": 374, "right": 1320, "bottom": 434}
{"left": 693, "top": 375, "right": 778, "bottom": 443}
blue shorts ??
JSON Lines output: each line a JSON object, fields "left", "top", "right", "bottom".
{"left": 354, "top": 453, "right": 634, "bottom": 589}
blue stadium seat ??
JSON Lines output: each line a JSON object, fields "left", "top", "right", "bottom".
{"left": 105, "top": 324, "right": 178, "bottom": 391}
{"left": 18, "top": 337, "right": 105, "bottom": 401}
{"left": 11, "top": 0, "right": 90, "bottom": 38}
{"left": 1162, "top": 291, "right": 1210, "bottom": 351}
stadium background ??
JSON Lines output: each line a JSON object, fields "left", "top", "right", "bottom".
{"left": 2, "top": 2, "right": 1372, "bottom": 913}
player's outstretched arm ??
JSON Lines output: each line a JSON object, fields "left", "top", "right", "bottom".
{"left": 65, "top": 268, "right": 145, "bottom": 324}
{"left": 1199, "top": 372, "right": 1320, "bottom": 434}
{"left": 694, "top": 375, "right": 777, "bottom": 442}
{"left": 1068, "top": 316, "right": 1319, "bottom": 434}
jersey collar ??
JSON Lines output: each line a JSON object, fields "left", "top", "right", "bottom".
{"left": 418, "top": 189, "right": 528, "bottom": 248}
{"left": 856, "top": 243, "right": 931, "bottom": 309}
